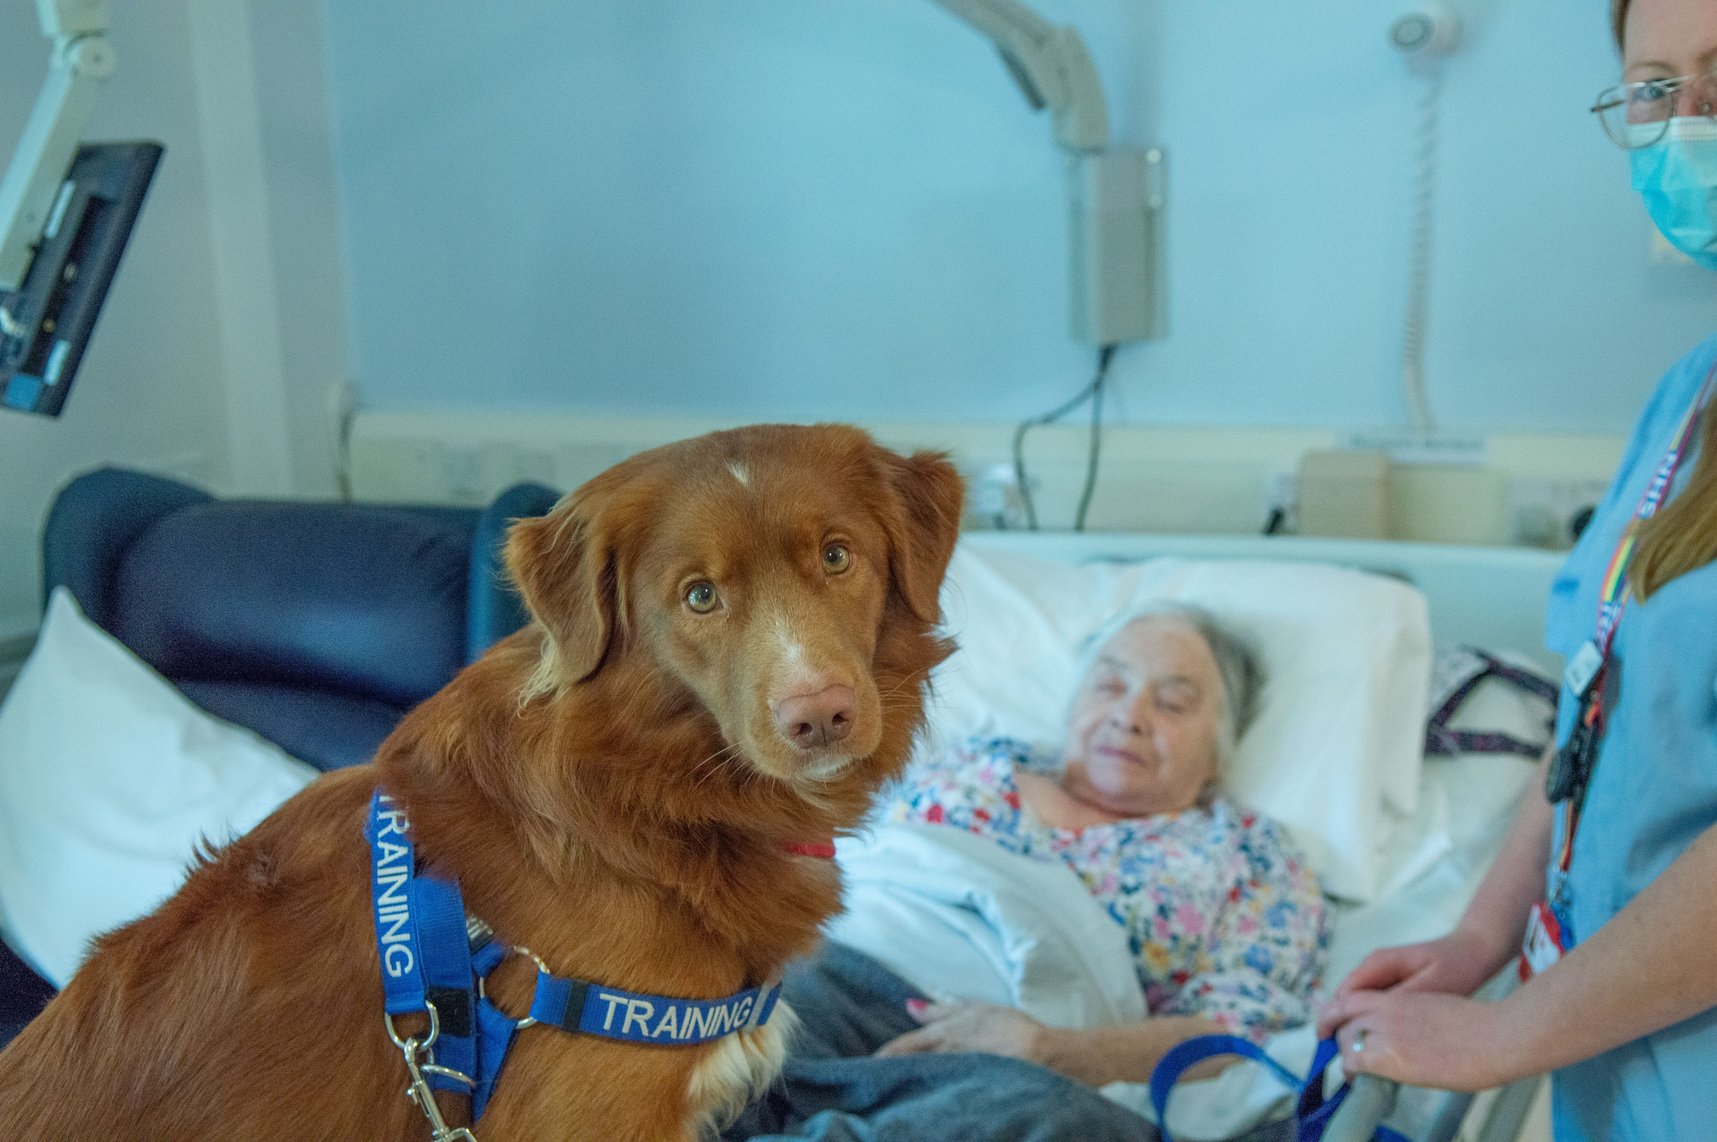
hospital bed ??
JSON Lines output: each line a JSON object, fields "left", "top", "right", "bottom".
{"left": 827, "top": 530, "right": 1564, "bottom": 1142}
{"left": 0, "top": 521, "right": 1563, "bottom": 1141}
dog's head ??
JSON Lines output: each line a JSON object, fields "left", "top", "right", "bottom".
{"left": 505, "top": 424, "right": 963, "bottom": 795}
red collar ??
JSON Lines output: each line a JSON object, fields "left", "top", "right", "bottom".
{"left": 784, "top": 840, "right": 837, "bottom": 859}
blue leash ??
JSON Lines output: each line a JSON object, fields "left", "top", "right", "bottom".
{"left": 366, "top": 790, "right": 783, "bottom": 1129}
{"left": 1150, "top": 1034, "right": 1411, "bottom": 1142}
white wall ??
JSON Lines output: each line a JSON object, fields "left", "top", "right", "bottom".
{"left": 241, "top": 0, "right": 352, "bottom": 495}
{"left": 6, "top": 0, "right": 1712, "bottom": 642}
{"left": 319, "top": 0, "right": 1717, "bottom": 432}
{"left": 0, "top": 0, "right": 349, "bottom": 639}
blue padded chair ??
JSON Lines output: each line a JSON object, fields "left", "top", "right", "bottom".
{"left": 0, "top": 466, "right": 560, "bottom": 1045}
{"left": 40, "top": 467, "right": 560, "bottom": 772}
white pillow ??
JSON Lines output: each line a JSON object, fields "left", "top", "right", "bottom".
{"left": 0, "top": 589, "right": 317, "bottom": 986}
{"left": 925, "top": 542, "right": 1433, "bottom": 903}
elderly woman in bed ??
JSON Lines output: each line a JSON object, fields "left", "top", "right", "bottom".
{"left": 874, "top": 604, "right": 1330, "bottom": 1082}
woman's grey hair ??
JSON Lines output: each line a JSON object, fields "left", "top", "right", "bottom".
{"left": 1068, "top": 602, "right": 1265, "bottom": 768}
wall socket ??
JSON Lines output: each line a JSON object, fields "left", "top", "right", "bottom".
{"left": 1262, "top": 471, "right": 1299, "bottom": 533}
{"left": 1507, "top": 477, "right": 1610, "bottom": 548}
{"left": 968, "top": 461, "right": 1032, "bottom": 530}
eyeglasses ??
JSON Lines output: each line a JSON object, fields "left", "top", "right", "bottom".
{"left": 1592, "top": 67, "right": 1717, "bottom": 149}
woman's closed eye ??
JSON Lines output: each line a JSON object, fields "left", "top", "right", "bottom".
{"left": 1088, "top": 672, "right": 1126, "bottom": 698}
{"left": 1154, "top": 682, "right": 1199, "bottom": 714}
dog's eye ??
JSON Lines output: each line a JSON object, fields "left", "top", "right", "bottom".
{"left": 685, "top": 581, "right": 720, "bottom": 613}
{"left": 822, "top": 543, "right": 852, "bottom": 574}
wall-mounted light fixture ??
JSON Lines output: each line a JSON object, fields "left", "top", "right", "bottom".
{"left": 929, "top": 0, "right": 1164, "bottom": 345}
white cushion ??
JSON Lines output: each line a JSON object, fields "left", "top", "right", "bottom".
{"left": 0, "top": 589, "right": 317, "bottom": 986}
{"left": 926, "top": 543, "right": 1433, "bottom": 903}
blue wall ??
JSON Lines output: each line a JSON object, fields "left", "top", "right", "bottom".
{"left": 319, "top": 0, "right": 1717, "bottom": 433}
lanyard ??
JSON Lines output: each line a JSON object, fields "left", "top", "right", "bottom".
{"left": 1554, "top": 363, "right": 1717, "bottom": 881}
{"left": 1593, "top": 407, "right": 1706, "bottom": 653}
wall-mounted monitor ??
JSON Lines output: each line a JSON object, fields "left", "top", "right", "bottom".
{"left": 1, "top": 140, "right": 161, "bottom": 417}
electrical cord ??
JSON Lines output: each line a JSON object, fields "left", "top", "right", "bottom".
{"left": 334, "top": 391, "right": 358, "bottom": 502}
{"left": 1011, "top": 344, "right": 1118, "bottom": 531}
{"left": 1400, "top": 63, "right": 1442, "bottom": 432}
{"left": 1073, "top": 360, "right": 1106, "bottom": 532}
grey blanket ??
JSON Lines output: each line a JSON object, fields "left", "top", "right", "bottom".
{"left": 723, "top": 943, "right": 1161, "bottom": 1142}
{"left": 724, "top": 943, "right": 1303, "bottom": 1142}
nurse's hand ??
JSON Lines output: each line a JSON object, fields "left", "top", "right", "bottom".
{"left": 1317, "top": 926, "right": 1506, "bottom": 1038}
{"left": 1322, "top": 990, "right": 1532, "bottom": 1093}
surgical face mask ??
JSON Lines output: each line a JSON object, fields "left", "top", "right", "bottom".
{"left": 1631, "top": 117, "right": 1717, "bottom": 271}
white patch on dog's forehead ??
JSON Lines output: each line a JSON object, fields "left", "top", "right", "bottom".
{"left": 728, "top": 462, "right": 749, "bottom": 487}
{"left": 774, "top": 614, "right": 807, "bottom": 671}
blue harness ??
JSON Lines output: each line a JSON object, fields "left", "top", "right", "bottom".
{"left": 366, "top": 791, "right": 782, "bottom": 1131}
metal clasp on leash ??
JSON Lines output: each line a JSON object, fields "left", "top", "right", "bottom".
{"left": 385, "top": 1003, "right": 479, "bottom": 1142}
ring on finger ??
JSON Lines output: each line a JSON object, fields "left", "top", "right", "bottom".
{"left": 1352, "top": 1027, "right": 1368, "bottom": 1054}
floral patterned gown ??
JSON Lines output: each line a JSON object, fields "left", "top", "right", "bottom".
{"left": 885, "top": 736, "right": 1330, "bottom": 1042}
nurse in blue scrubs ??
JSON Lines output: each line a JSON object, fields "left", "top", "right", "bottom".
{"left": 1319, "top": 0, "right": 1717, "bottom": 1137}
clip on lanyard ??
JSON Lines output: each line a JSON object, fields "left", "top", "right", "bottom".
{"left": 1523, "top": 363, "right": 1717, "bottom": 979}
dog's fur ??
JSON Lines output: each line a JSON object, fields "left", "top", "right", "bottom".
{"left": 0, "top": 424, "right": 963, "bottom": 1140}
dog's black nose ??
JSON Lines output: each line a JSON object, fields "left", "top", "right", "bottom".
{"left": 776, "top": 684, "right": 857, "bottom": 749}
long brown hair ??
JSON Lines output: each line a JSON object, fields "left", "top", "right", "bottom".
{"left": 1633, "top": 392, "right": 1717, "bottom": 600}
{"left": 1612, "top": 0, "right": 1717, "bottom": 599}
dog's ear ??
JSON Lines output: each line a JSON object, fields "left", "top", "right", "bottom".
{"left": 504, "top": 491, "right": 624, "bottom": 684}
{"left": 876, "top": 449, "right": 965, "bottom": 625}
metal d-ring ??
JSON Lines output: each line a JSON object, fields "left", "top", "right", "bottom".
{"left": 385, "top": 1000, "right": 478, "bottom": 1142}
{"left": 477, "top": 946, "right": 552, "bottom": 1030}
{"left": 385, "top": 1000, "right": 442, "bottom": 1054}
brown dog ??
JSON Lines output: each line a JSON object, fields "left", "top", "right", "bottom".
{"left": 0, "top": 424, "right": 963, "bottom": 1140}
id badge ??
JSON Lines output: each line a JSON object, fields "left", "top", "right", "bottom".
{"left": 1517, "top": 901, "right": 1568, "bottom": 981}
{"left": 1564, "top": 639, "right": 1603, "bottom": 700}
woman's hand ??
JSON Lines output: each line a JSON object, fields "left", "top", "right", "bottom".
{"left": 1317, "top": 926, "right": 1506, "bottom": 1039}
{"left": 874, "top": 999, "right": 1052, "bottom": 1067}
{"left": 1319, "top": 925, "right": 1538, "bottom": 1093}
{"left": 1323, "top": 990, "right": 1534, "bottom": 1093}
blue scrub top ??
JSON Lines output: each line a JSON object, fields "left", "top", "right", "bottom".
{"left": 1543, "top": 332, "right": 1717, "bottom": 1140}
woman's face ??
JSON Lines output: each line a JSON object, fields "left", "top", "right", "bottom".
{"left": 1061, "top": 615, "right": 1226, "bottom": 818}
{"left": 1622, "top": 0, "right": 1717, "bottom": 88}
